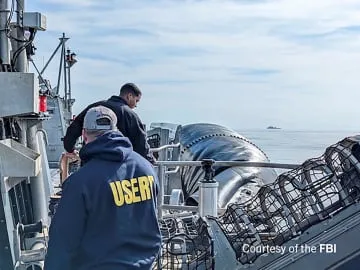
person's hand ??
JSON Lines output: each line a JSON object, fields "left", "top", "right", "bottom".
{"left": 65, "top": 150, "right": 80, "bottom": 161}
{"left": 149, "top": 156, "right": 157, "bottom": 166}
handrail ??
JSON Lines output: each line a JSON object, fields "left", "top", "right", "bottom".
{"left": 161, "top": 205, "right": 198, "bottom": 211}
{"left": 165, "top": 166, "right": 180, "bottom": 175}
{"left": 149, "top": 143, "right": 180, "bottom": 153}
{"left": 155, "top": 160, "right": 300, "bottom": 170}
{"left": 36, "top": 129, "right": 49, "bottom": 145}
{"left": 58, "top": 153, "right": 300, "bottom": 218}
{"left": 155, "top": 160, "right": 301, "bottom": 218}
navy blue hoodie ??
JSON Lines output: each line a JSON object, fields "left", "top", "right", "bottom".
{"left": 44, "top": 131, "right": 161, "bottom": 270}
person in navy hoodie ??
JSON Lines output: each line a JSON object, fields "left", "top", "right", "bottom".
{"left": 44, "top": 105, "right": 161, "bottom": 270}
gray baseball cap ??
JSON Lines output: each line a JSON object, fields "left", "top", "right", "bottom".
{"left": 83, "top": 105, "right": 117, "bottom": 131}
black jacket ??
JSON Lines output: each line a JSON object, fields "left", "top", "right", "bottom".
{"left": 63, "top": 96, "right": 154, "bottom": 163}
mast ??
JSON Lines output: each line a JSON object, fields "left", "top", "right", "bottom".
{"left": 0, "top": 0, "right": 50, "bottom": 268}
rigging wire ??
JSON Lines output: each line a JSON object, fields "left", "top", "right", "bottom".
{"left": 29, "top": 58, "right": 54, "bottom": 97}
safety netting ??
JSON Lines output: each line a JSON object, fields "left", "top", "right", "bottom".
{"left": 153, "top": 215, "right": 214, "bottom": 270}
{"left": 213, "top": 136, "right": 360, "bottom": 264}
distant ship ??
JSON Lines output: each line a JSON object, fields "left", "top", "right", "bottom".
{"left": 267, "top": 125, "right": 281, "bottom": 129}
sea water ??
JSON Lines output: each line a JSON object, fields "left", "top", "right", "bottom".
{"left": 237, "top": 129, "right": 359, "bottom": 165}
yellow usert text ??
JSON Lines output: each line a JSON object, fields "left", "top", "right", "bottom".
{"left": 109, "top": 176, "right": 155, "bottom": 207}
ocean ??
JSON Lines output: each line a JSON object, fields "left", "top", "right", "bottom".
{"left": 236, "top": 129, "right": 359, "bottom": 165}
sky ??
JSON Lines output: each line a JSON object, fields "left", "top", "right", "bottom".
{"left": 27, "top": 0, "right": 360, "bottom": 131}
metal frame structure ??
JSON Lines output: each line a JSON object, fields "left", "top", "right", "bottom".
{"left": 37, "top": 33, "right": 77, "bottom": 168}
{"left": 0, "top": 0, "right": 52, "bottom": 268}
{"left": 39, "top": 32, "right": 76, "bottom": 111}
{"left": 152, "top": 142, "right": 300, "bottom": 219}
{"left": 151, "top": 137, "right": 360, "bottom": 270}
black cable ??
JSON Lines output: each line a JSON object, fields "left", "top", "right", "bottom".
{"left": 2, "top": 0, "right": 36, "bottom": 71}
{"left": 11, "top": 29, "right": 36, "bottom": 70}
{"left": 5, "top": 0, "right": 32, "bottom": 43}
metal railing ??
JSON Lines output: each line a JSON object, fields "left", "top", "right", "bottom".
{"left": 155, "top": 160, "right": 299, "bottom": 169}
{"left": 151, "top": 136, "right": 360, "bottom": 269}
{"left": 153, "top": 158, "right": 301, "bottom": 219}
{"left": 57, "top": 143, "right": 301, "bottom": 220}
{"left": 149, "top": 142, "right": 180, "bottom": 153}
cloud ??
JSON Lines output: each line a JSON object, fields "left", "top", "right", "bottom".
{"left": 28, "top": 0, "right": 360, "bottom": 130}
{"left": 230, "top": 68, "right": 280, "bottom": 76}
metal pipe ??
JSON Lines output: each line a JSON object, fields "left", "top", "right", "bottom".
{"left": 39, "top": 42, "right": 62, "bottom": 75}
{"left": 150, "top": 143, "right": 180, "bottom": 153}
{"left": 30, "top": 59, "right": 51, "bottom": 93}
{"left": 56, "top": 38, "right": 64, "bottom": 95}
{"left": 62, "top": 43, "right": 67, "bottom": 108}
{"left": 162, "top": 211, "right": 198, "bottom": 219}
{"left": 0, "top": 118, "right": 5, "bottom": 139}
{"left": 27, "top": 125, "right": 48, "bottom": 223}
{"left": 18, "top": 119, "right": 27, "bottom": 145}
{"left": 37, "top": 131, "right": 55, "bottom": 218}
{"left": 155, "top": 160, "right": 300, "bottom": 170}
{"left": 157, "top": 165, "right": 165, "bottom": 219}
{"left": 161, "top": 205, "right": 198, "bottom": 212}
{"left": 66, "top": 55, "right": 72, "bottom": 113}
{"left": 15, "top": 0, "right": 27, "bottom": 72}
{"left": 0, "top": 0, "right": 10, "bottom": 65}
{"left": 36, "top": 128, "right": 48, "bottom": 145}
{"left": 165, "top": 166, "right": 179, "bottom": 175}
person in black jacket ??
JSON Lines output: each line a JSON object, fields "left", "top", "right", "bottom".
{"left": 63, "top": 83, "right": 155, "bottom": 164}
{"left": 45, "top": 106, "right": 161, "bottom": 270}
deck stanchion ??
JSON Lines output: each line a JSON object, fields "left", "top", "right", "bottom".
{"left": 199, "top": 159, "right": 218, "bottom": 218}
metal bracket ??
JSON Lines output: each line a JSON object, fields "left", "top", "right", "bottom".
{"left": 14, "top": 221, "right": 48, "bottom": 269}
{"left": 169, "top": 189, "right": 184, "bottom": 206}
{"left": 201, "top": 159, "right": 215, "bottom": 182}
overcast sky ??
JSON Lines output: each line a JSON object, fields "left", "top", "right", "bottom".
{"left": 28, "top": 0, "right": 360, "bottom": 131}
